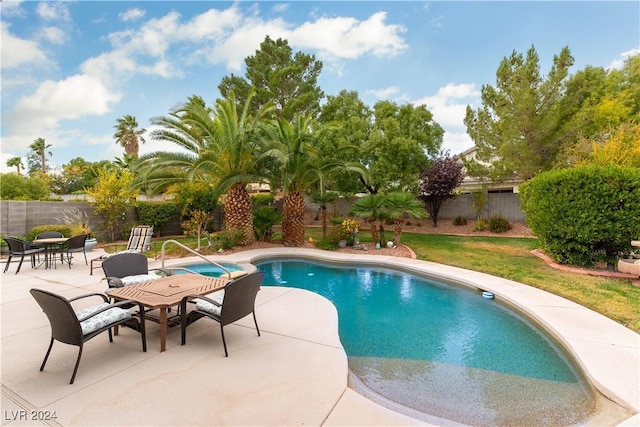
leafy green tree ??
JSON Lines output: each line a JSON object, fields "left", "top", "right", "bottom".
{"left": 318, "top": 90, "right": 372, "bottom": 195}
{"left": 219, "top": 36, "right": 324, "bottom": 121}
{"left": 464, "top": 46, "right": 575, "bottom": 181}
{"left": 6, "top": 156, "right": 24, "bottom": 175}
{"left": 418, "top": 152, "right": 465, "bottom": 226}
{"left": 114, "top": 114, "right": 146, "bottom": 157}
{"left": 363, "top": 101, "right": 443, "bottom": 194}
{"left": 27, "top": 137, "right": 52, "bottom": 175}
{"left": 85, "top": 168, "right": 138, "bottom": 241}
{"left": 0, "top": 173, "right": 48, "bottom": 200}
{"left": 560, "top": 122, "right": 640, "bottom": 168}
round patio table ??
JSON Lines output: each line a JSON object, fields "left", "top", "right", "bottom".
{"left": 32, "top": 237, "right": 69, "bottom": 269}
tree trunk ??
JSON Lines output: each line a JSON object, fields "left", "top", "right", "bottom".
{"left": 282, "top": 191, "right": 305, "bottom": 246}
{"left": 224, "top": 183, "right": 254, "bottom": 245}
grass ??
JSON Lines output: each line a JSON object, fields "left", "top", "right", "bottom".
{"left": 401, "top": 233, "right": 640, "bottom": 333}
{"left": 115, "top": 230, "right": 640, "bottom": 334}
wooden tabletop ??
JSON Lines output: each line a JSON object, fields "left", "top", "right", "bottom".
{"left": 108, "top": 274, "right": 229, "bottom": 308}
{"left": 33, "top": 237, "right": 68, "bottom": 244}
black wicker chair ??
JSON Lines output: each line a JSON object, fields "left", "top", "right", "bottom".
{"left": 61, "top": 234, "right": 88, "bottom": 268}
{"left": 30, "top": 289, "right": 146, "bottom": 384}
{"left": 101, "top": 252, "right": 169, "bottom": 289}
{"left": 3, "top": 237, "right": 46, "bottom": 274}
{"left": 180, "top": 272, "right": 264, "bottom": 356}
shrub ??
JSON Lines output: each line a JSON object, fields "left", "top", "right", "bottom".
{"left": 520, "top": 165, "right": 640, "bottom": 267}
{"left": 313, "top": 237, "right": 338, "bottom": 251}
{"left": 207, "top": 229, "right": 243, "bottom": 251}
{"left": 453, "top": 215, "right": 467, "bottom": 226}
{"left": 473, "top": 219, "right": 488, "bottom": 232}
{"left": 488, "top": 216, "right": 511, "bottom": 233}
{"left": 253, "top": 206, "right": 282, "bottom": 242}
{"left": 136, "top": 202, "right": 179, "bottom": 237}
{"left": 251, "top": 193, "right": 274, "bottom": 207}
{"left": 28, "top": 224, "right": 72, "bottom": 240}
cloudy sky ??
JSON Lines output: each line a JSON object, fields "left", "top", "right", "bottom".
{"left": 1, "top": 1, "right": 638, "bottom": 174}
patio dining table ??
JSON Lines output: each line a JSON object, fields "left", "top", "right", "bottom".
{"left": 108, "top": 274, "right": 231, "bottom": 352}
{"left": 32, "top": 237, "right": 69, "bottom": 269}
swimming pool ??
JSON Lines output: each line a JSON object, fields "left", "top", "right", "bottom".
{"left": 170, "top": 262, "right": 244, "bottom": 278}
{"left": 255, "top": 258, "right": 595, "bottom": 426}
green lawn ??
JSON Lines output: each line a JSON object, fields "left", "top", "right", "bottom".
{"left": 401, "top": 233, "right": 640, "bottom": 333}
{"left": 140, "top": 231, "right": 640, "bottom": 333}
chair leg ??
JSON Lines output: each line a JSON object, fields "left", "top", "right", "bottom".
{"left": 40, "top": 338, "right": 55, "bottom": 372}
{"left": 220, "top": 324, "right": 228, "bottom": 357}
{"left": 3, "top": 255, "right": 12, "bottom": 273}
{"left": 253, "top": 311, "right": 261, "bottom": 336}
{"left": 70, "top": 345, "right": 83, "bottom": 384}
{"left": 15, "top": 254, "right": 25, "bottom": 274}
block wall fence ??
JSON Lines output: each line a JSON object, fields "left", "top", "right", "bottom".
{"left": 0, "top": 193, "right": 525, "bottom": 239}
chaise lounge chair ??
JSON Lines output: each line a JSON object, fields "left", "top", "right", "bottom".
{"left": 90, "top": 225, "right": 154, "bottom": 275}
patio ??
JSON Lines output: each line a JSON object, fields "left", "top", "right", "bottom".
{"left": 1, "top": 247, "right": 638, "bottom": 426}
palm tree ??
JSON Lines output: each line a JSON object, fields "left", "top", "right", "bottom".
{"left": 139, "top": 93, "right": 270, "bottom": 245}
{"left": 381, "top": 192, "right": 428, "bottom": 246}
{"left": 349, "top": 194, "right": 384, "bottom": 245}
{"left": 29, "top": 137, "right": 52, "bottom": 174}
{"left": 113, "top": 115, "right": 146, "bottom": 156}
{"left": 6, "top": 156, "right": 23, "bottom": 175}
{"left": 260, "top": 115, "right": 320, "bottom": 246}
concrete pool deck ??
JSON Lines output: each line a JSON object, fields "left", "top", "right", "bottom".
{"left": 1, "top": 247, "right": 638, "bottom": 426}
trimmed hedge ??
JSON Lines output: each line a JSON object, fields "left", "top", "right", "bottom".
{"left": 135, "top": 201, "right": 180, "bottom": 237}
{"left": 28, "top": 224, "right": 72, "bottom": 240}
{"left": 519, "top": 165, "right": 640, "bottom": 267}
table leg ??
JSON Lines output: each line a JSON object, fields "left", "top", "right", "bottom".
{"left": 159, "top": 308, "right": 167, "bottom": 352}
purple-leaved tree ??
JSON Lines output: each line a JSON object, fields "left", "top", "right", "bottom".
{"left": 419, "top": 152, "right": 465, "bottom": 227}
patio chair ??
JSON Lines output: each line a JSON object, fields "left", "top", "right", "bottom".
{"left": 30, "top": 288, "right": 146, "bottom": 384}
{"left": 180, "top": 272, "right": 264, "bottom": 356}
{"left": 101, "top": 252, "right": 170, "bottom": 289}
{"left": 61, "top": 234, "right": 88, "bottom": 268}
{"left": 3, "top": 237, "right": 46, "bottom": 274}
{"left": 90, "top": 225, "right": 154, "bottom": 275}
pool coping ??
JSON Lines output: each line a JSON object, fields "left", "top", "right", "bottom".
{"left": 163, "top": 247, "right": 640, "bottom": 421}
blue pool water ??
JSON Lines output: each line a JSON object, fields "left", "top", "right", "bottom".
{"left": 255, "top": 258, "right": 595, "bottom": 426}
{"left": 173, "top": 262, "right": 243, "bottom": 278}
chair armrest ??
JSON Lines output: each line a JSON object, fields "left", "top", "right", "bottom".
{"left": 68, "top": 293, "right": 109, "bottom": 304}
{"left": 102, "top": 276, "right": 125, "bottom": 288}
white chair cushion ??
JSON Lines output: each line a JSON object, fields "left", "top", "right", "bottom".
{"left": 121, "top": 274, "right": 160, "bottom": 286}
{"left": 195, "top": 292, "right": 225, "bottom": 316}
{"left": 76, "top": 303, "right": 131, "bottom": 335}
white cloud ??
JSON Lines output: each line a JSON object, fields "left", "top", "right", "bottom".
{"left": 412, "top": 83, "right": 481, "bottom": 154}
{"left": 291, "top": 12, "right": 407, "bottom": 59}
{"left": 0, "top": 0, "right": 26, "bottom": 18}
{"left": 36, "top": 2, "right": 71, "bottom": 22}
{"left": 119, "top": 8, "right": 146, "bottom": 22}
{"left": 367, "top": 86, "right": 400, "bottom": 99}
{"left": 608, "top": 47, "right": 640, "bottom": 70}
{"left": 0, "top": 22, "right": 50, "bottom": 69}
{"left": 3, "top": 74, "right": 121, "bottom": 152}
{"left": 272, "top": 3, "right": 290, "bottom": 13}
{"left": 39, "top": 26, "right": 66, "bottom": 45}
